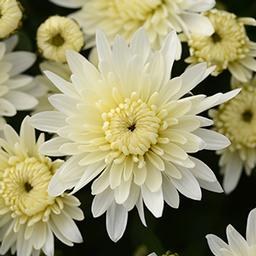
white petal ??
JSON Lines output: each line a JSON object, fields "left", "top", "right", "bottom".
{"left": 162, "top": 174, "right": 180, "bottom": 208}
{"left": 51, "top": 212, "right": 82, "bottom": 243}
{"left": 171, "top": 167, "right": 202, "bottom": 200}
{"left": 66, "top": 50, "right": 99, "bottom": 90}
{"left": 20, "top": 116, "right": 36, "bottom": 155}
{"left": 141, "top": 186, "right": 164, "bottom": 218}
{"left": 30, "top": 111, "right": 66, "bottom": 133}
{"left": 106, "top": 203, "right": 128, "bottom": 242}
{"left": 72, "top": 160, "right": 106, "bottom": 193}
{"left": 226, "top": 225, "right": 249, "bottom": 255}
{"left": 194, "top": 128, "right": 230, "bottom": 150}
{"left": 246, "top": 208, "right": 256, "bottom": 246}
{"left": 188, "top": 0, "right": 215, "bottom": 12}
{"left": 5, "top": 91, "right": 38, "bottom": 110}
{"left": 144, "top": 162, "right": 162, "bottom": 192}
{"left": 114, "top": 177, "right": 132, "bottom": 204}
{"left": 64, "top": 205, "right": 84, "bottom": 221}
{"left": 240, "top": 57, "right": 256, "bottom": 71}
{"left": 42, "top": 226, "right": 54, "bottom": 256}
{"left": 4, "top": 52, "right": 36, "bottom": 76}
{"left": 40, "top": 137, "right": 71, "bottom": 157}
{"left": 206, "top": 234, "right": 230, "bottom": 256}
{"left": 222, "top": 152, "right": 243, "bottom": 194}
{"left": 197, "top": 178, "right": 223, "bottom": 193}
{"left": 136, "top": 194, "right": 147, "bottom": 226}
{"left": 175, "top": 63, "right": 209, "bottom": 99}
{"left": 130, "top": 28, "right": 150, "bottom": 65}
{"left": 96, "top": 30, "right": 112, "bottom": 67}
{"left": 0, "top": 98, "right": 16, "bottom": 116}
{"left": 32, "top": 222, "right": 46, "bottom": 250}
{"left": 229, "top": 63, "right": 252, "bottom": 83}
{"left": 48, "top": 94, "right": 77, "bottom": 115}
{"left": 190, "top": 156, "right": 217, "bottom": 182}
{"left": 44, "top": 71, "right": 78, "bottom": 98}
{"left": 48, "top": 155, "right": 85, "bottom": 196}
{"left": 160, "top": 30, "right": 181, "bottom": 78}
{"left": 181, "top": 12, "right": 214, "bottom": 35}
{"left": 92, "top": 189, "right": 114, "bottom": 217}
{"left": 4, "top": 35, "right": 18, "bottom": 52}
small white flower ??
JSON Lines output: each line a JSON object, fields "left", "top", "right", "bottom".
{"left": 210, "top": 85, "right": 256, "bottom": 193}
{"left": 49, "top": 0, "right": 215, "bottom": 49}
{"left": 31, "top": 29, "right": 238, "bottom": 242}
{"left": 0, "top": 117, "right": 84, "bottom": 256}
{"left": 207, "top": 208, "right": 256, "bottom": 256}
{"left": 37, "top": 16, "right": 84, "bottom": 63}
{"left": 0, "top": 35, "right": 40, "bottom": 129}
{"left": 186, "top": 9, "right": 256, "bottom": 82}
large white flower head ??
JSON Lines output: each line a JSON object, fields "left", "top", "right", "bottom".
{"left": 207, "top": 208, "right": 256, "bottom": 256}
{"left": 31, "top": 29, "right": 239, "bottom": 242}
{"left": 0, "top": 35, "right": 41, "bottom": 129}
{"left": 49, "top": 0, "right": 215, "bottom": 48}
{"left": 210, "top": 85, "right": 256, "bottom": 194}
{"left": 186, "top": 9, "right": 256, "bottom": 83}
{"left": 0, "top": 117, "right": 83, "bottom": 256}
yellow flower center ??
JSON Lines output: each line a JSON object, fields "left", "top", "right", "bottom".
{"left": 211, "top": 86, "right": 256, "bottom": 149}
{"left": 0, "top": 157, "right": 62, "bottom": 222}
{"left": 49, "top": 33, "right": 65, "bottom": 47}
{"left": 102, "top": 93, "right": 161, "bottom": 156}
{"left": 187, "top": 9, "right": 250, "bottom": 74}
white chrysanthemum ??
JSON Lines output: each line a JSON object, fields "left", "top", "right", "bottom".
{"left": 31, "top": 29, "right": 239, "bottom": 242}
{"left": 0, "top": 0, "right": 22, "bottom": 39}
{"left": 186, "top": 9, "right": 256, "bottom": 82}
{"left": 210, "top": 85, "right": 256, "bottom": 194}
{"left": 0, "top": 117, "right": 83, "bottom": 256}
{"left": 37, "top": 16, "right": 84, "bottom": 63}
{"left": 49, "top": 0, "right": 215, "bottom": 49}
{"left": 207, "top": 208, "right": 256, "bottom": 256}
{"left": 34, "top": 61, "right": 71, "bottom": 113}
{"left": 0, "top": 35, "right": 41, "bottom": 129}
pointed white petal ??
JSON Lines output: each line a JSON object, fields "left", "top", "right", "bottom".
{"left": 226, "top": 225, "right": 249, "bottom": 255}
{"left": 92, "top": 189, "right": 114, "bottom": 218}
{"left": 30, "top": 111, "right": 66, "bottom": 133}
{"left": 194, "top": 128, "right": 230, "bottom": 150}
{"left": 246, "top": 208, "right": 256, "bottom": 246}
{"left": 171, "top": 168, "right": 202, "bottom": 200}
{"left": 106, "top": 203, "right": 128, "bottom": 242}
{"left": 141, "top": 186, "right": 164, "bottom": 218}
{"left": 222, "top": 153, "right": 243, "bottom": 194}
{"left": 162, "top": 175, "right": 180, "bottom": 208}
{"left": 206, "top": 234, "right": 230, "bottom": 256}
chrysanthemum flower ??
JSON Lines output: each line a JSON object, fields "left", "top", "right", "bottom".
{"left": 210, "top": 85, "right": 256, "bottom": 193}
{"left": 31, "top": 29, "right": 239, "bottom": 242}
{"left": 207, "top": 208, "right": 256, "bottom": 256}
{"left": 0, "top": 0, "right": 22, "bottom": 39}
{"left": 34, "top": 60, "right": 71, "bottom": 113}
{"left": 0, "top": 35, "right": 40, "bottom": 129}
{"left": 49, "top": 0, "right": 215, "bottom": 49}
{"left": 0, "top": 117, "right": 83, "bottom": 256}
{"left": 37, "top": 16, "right": 84, "bottom": 63}
{"left": 186, "top": 9, "right": 256, "bottom": 82}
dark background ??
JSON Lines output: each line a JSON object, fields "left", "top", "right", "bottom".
{"left": 13, "top": 1, "right": 256, "bottom": 255}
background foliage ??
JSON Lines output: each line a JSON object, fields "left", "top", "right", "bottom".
{"left": 13, "top": 0, "right": 256, "bottom": 255}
